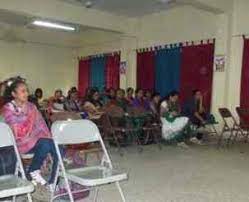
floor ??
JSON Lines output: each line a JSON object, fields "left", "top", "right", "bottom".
{"left": 33, "top": 139, "right": 249, "bottom": 202}
{"left": 87, "top": 142, "right": 249, "bottom": 202}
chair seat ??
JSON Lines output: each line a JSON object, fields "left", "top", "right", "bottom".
{"left": 65, "top": 166, "right": 128, "bottom": 187}
{"left": 0, "top": 175, "right": 34, "bottom": 198}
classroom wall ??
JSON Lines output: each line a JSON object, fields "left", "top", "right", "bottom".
{"left": 78, "top": 6, "right": 222, "bottom": 116}
{"left": 78, "top": 6, "right": 218, "bottom": 88}
{"left": 226, "top": 0, "right": 249, "bottom": 114}
{"left": 0, "top": 41, "right": 77, "bottom": 98}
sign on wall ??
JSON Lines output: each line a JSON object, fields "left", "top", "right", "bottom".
{"left": 120, "top": 61, "right": 127, "bottom": 74}
{"left": 215, "top": 55, "right": 225, "bottom": 72}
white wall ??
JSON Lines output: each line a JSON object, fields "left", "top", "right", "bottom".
{"left": 0, "top": 41, "right": 77, "bottom": 97}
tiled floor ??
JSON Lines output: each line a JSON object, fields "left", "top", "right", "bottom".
{"left": 33, "top": 141, "right": 249, "bottom": 202}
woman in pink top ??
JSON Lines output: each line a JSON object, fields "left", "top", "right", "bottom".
{"left": 2, "top": 77, "right": 58, "bottom": 187}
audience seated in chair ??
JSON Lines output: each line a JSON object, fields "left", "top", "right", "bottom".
{"left": 83, "top": 88, "right": 104, "bottom": 119}
{"left": 103, "top": 88, "right": 116, "bottom": 105}
{"left": 149, "top": 93, "right": 161, "bottom": 116}
{"left": 160, "top": 91, "right": 190, "bottom": 148}
{"left": 113, "top": 89, "right": 128, "bottom": 112}
{"left": 182, "top": 89, "right": 215, "bottom": 142}
{"left": 2, "top": 77, "right": 58, "bottom": 187}
{"left": 144, "top": 90, "right": 153, "bottom": 103}
{"left": 64, "top": 88, "right": 81, "bottom": 112}
{"left": 126, "top": 87, "right": 134, "bottom": 105}
{"left": 132, "top": 89, "right": 150, "bottom": 111}
{"left": 49, "top": 89, "right": 66, "bottom": 112}
{"left": 28, "top": 88, "right": 44, "bottom": 110}
{"left": 183, "top": 89, "right": 208, "bottom": 127}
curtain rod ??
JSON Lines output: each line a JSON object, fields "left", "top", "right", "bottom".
{"left": 135, "top": 38, "right": 215, "bottom": 52}
{"left": 78, "top": 50, "right": 121, "bottom": 60}
{"left": 232, "top": 34, "right": 249, "bottom": 38}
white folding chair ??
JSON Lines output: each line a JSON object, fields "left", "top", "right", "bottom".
{"left": 0, "top": 123, "right": 34, "bottom": 202}
{"left": 51, "top": 119, "right": 128, "bottom": 202}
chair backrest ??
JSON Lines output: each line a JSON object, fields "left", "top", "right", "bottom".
{"left": 50, "top": 111, "right": 81, "bottom": 123}
{"left": 219, "top": 108, "right": 233, "bottom": 118}
{"left": 218, "top": 108, "right": 237, "bottom": 128}
{"left": 52, "top": 119, "right": 113, "bottom": 169}
{"left": 51, "top": 119, "right": 101, "bottom": 145}
{"left": 0, "top": 122, "right": 26, "bottom": 177}
{"left": 0, "top": 122, "right": 16, "bottom": 147}
{"left": 236, "top": 107, "right": 249, "bottom": 127}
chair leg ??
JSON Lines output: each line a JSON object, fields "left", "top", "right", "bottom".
{"left": 132, "top": 130, "right": 143, "bottom": 153}
{"left": 217, "top": 127, "right": 225, "bottom": 148}
{"left": 27, "top": 193, "right": 32, "bottom": 202}
{"left": 244, "top": 132, "right": 249, "bottom": 143}
{"left": 153, "top": 128, "right": 162, "bottom": 150}
{"left": 113, "top": 132, "right": 123, "bottom": 156}
{"left": 116, "top": 182, "right": 126, "bottom": 202}
{"left": 63, "top": 173, "right": 74, "bottom": 202}
{"left": 227, "top": 130, "right": 234, "bottom": 147}
{"left": 93, "top": 187, "right": 99, "bottom": 202}
{"left": 12, "top": 195, "right": 16, "bottom": 202}
{"left": 50, "top": 165, "right": 60, "bottom": 202}
{"left": 232, "top": 130, "right": 240, "bottom": 145}
{"left": 144, "top": 130, "right": 150, "bottom": 145}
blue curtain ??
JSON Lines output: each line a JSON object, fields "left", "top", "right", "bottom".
{"left": 90, "top": 56, "right": 106, "bottom": 92}
{"left": 155, "top": 47, "right": 181, "bottom": 97}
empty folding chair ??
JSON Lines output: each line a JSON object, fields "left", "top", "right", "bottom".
{"left": 51, "top": 119, "right": 128, "bottom": 202}
{"left": 236, "top": 107, "right": 249, "bottom": 142}
{"left": 0, "top": 123, "right": 34, "bottom": 202}
{"left": 218, "top": 108, "right": 242, "bottom": 147}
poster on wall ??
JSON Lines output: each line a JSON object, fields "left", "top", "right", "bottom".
{"left": 120, "top": 61, "right": 127, "bottom": 74}
{"left": 215, "top": 55, "right": 225, "bottom": 72}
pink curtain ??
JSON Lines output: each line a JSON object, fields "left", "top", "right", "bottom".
{"left": 137, "top": 50, "right": 155, "bottom": 90}
{"left": 240, "top": 38, "right": 249, "bottom": 108}
{"left": 78, "top": 58, "right": 90, "bottom": 97}
{"left": 105, "top": 53, "right": 120, "bottom": 89}
{"left": 180, "top": 42, "right": 215, "bottom": 111}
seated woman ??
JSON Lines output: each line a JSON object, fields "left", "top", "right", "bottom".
{"left": 149, "top": 93, "right": 161, "bottom": 116}
{"left": 103, "top": 88, "right": 116, "bottom": 105}
{"left": 113, "top": 89, "right": 128, "bottom": 112}
{"left": 132, "top": 89, "right": 150, "bottom": 111}
{"left": 126, "top": 87, "right": 134, "bottom": 105}
{"left": 49, "top": 89, "right": 65, "bottom": 112}
{"left": 64, "top": 89, "right": 81, "bottom": 112}
{"left": 29, "top": 88, "right": 44, "bottom": 109}
{"left": 0, "top": 81, "right": 5, "bottom": 113}
{"left": 83, "top": 88, "right": 104, "bottom": 119}
{"left": 144, "top": 90, "right": 153, "bottom": 103}
{"left": 2, "top": 77, "right": 58, "bottom": 187}
{"left": 160, "top": 91, "right": 189, "bottom": 147}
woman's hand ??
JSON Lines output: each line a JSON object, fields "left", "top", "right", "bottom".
{"left": 171, "top": 111, "right": 178, "bottom": 117}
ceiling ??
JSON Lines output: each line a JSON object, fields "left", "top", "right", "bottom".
{"left": 61, "top": 0, "right": 178, "bottom": 17}
{"left": 0, "top": 9, "right": 123, "bottom": 48}
{"left": 0, "top": 0, "right": 225, "bottom": 48}
{"left": 60, "top": 0, "right": 224, "bottom": 17}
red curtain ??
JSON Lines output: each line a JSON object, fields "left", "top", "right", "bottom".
{"left": 137, "top": 51, "right": 155, "bottom": 90}
{"left": 105, "top": 53, "right": 120, "bottom": 89}
{"left": 179, "top": 42, "right": 215, "bottom": 111}
{"left": 240, "top": 38, "right": 249, "bottom": 108}
{"left": 78, "top": 58, "right": 90, "bottom": 97}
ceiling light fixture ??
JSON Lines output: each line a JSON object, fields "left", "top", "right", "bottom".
{"left": 31, "top": 20, "right": 75, "bottom": 31}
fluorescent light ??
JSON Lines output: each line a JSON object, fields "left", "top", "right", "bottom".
{"left": 32, "top": 20, "right": 75, "bottom": 31}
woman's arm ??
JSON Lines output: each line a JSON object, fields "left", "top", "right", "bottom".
{"left": 3, "top": 104, "right": 35, "bottom": 139}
